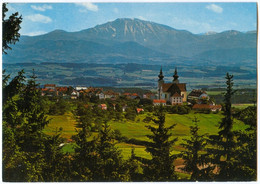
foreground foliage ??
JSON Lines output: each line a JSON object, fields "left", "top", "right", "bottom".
{"left": 2, "top": 71, "right": 256, "bottom": 181}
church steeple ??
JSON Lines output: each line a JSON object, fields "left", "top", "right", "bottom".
{"left": 158, "top": 66, "right": 164, "bottom": 81}
{"left": 173, "top": 67, "right": 179, "bottom": 83}
{"left": 158, "top": 66, "right": 164, "bottom": 100}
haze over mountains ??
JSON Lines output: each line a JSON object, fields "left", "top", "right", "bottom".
{"left": 3, "top": 18, "right": 257, "bottom": 67}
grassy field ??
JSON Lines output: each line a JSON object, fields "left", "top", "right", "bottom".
{"left": 232, "top": 103, "right": 254, "bottom": 109}
{"left": 44, "top": 112, "right": 77, "bottom": 139}
{"left": 44, "top": 111, "right": 248, "bottom": 160}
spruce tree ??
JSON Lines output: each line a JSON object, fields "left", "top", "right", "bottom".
{"left": 234, "top": 106, "right": 257, "bottom": 180}
{"left": 2, "top": 3, "right": 22, "bottom": 54}
{"left": 16, "top": 71, "right": 51, "bottom": 181}
{"left": 42, "top": 131, "right": 67, "bottom": 182}
{"left": 143, "top": 105, "right": 177, "bottom": 181}
{"left": 180, "top": 117, "right": 213, "bottom": 181}
{"left": 71, "top": 106, "right": 97, "bottom": 181}
{"left": 2, "top": 70, "right": 26, "bottom": 181}
{"left": 127, "top": 148, "right": 143, "bottom": 181}
{"left": 93, "top": 121, "right": 129, "bottom": 181}
{"left": 3, "top": 70, "right": 62, "bottom": 181}
{"left": 207, "top": 73, "right": 238, "bottom": 181}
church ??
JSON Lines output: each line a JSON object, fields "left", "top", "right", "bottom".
{"left": 157, "top": 67, "right": 187, "bottom": 105}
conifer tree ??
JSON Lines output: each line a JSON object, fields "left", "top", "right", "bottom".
{"left": 207, "top": 73, "right": 238, "bottom": 180}
{"left": 42, "top": 131, "right": 67, "bottom": 182}
{"left": 180, "top": 117, "right": 213, "bottom": 181}
{"left": 15, "top": 71, "right": 51, "bottom": 181}
{"left": 3, "top": 70, "right": 25, "bottom": 104}
{"left": 3, "top": 70, "right": 63, "bottom": 181}
{"left": 143, "top": 105, "right": 177, "bottom": 181}
{"left": 3, "top": 70, "right": 26, "bottom": 181}
{"left": 127, "top": 148, "right": 143, "bottom": 181}
{"left": 71, "top": 106, "right": 97, "bottom": 181}
{"left": 2, "top": 3, "right": 22, "bottom": 54}
{"left": 234, "top": 106, "right": 257, "bottom": 180}
{"left": 18, "top": 71, "right": 49, "bottom": 152}
{"left": 93, "top": 121, "right": 129, "bottom": 181}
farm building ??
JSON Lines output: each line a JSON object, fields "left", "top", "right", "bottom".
{"left": 192, "top": 104, "right": 222, "bottom": 112}
{"left": 153, "top": 99, "right": 166, "bottom": 106}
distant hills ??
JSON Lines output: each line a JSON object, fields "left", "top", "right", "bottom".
{"left": 3, "top": 18, "right": 257, "bottom": 66}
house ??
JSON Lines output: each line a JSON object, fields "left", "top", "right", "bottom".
{"left": 85, "top": 87, "right": 103, "bottom": 97}
{"left": 75, "top": 86, "right": 88, "bottom": 91}
{"left": 131, "top": 93, "right": 140, "bottom": 99}
{"left": 153, "top": 99, "right": 166, "bottom": 106}
{"left": 188, "top": 89, "right": 207, "bottom": 101}
{"left": 96, "top": 91, "right": 105, "bottom": 99}
{"left": 143, "top": 93, "right": 156, "bottom": 100}
{"left": 157, "top": 67, "right": 187, "bottom": 105}
{"left": 192, "top": 104, "right": 222, "bottom": 112}
{"left": 41, "top": 88, "right": 57, "bottom": 97}
{"left": 99, "top": 104, "right": 107, "bottom": 110}
{"left": 56, "top": 87, "right": 68, "bottom": 96}
{"left": 171, "top": 92, "right": 183, "bottom": 105}
{"left": 123, "top": 93, "right": 132, "bottom": 98}
{"left": 44, "top": 84, "right": 56, "bottom": 90}
{"left": 71, "top": 90, "right": 77, "bottom": 99}
{"left": 122, "top": 104, "right": 128, "bottom": 112}
{"left": 112, "top": 104, "right": 116, "bottom": 110}
{"left": 104, "top": 90, "right": 119, "bottom": 99}
{"left": 136, "top": 108, "right": 144, "bottom": 113}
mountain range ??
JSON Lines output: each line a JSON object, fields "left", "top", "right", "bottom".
{"left": 3, "top": 18, "right": 257, "bottom": 66}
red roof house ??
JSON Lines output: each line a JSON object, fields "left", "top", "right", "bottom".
{"left": 99, "top": 104, "right": 107, "bottom": 110}
{"left": 136, "top": 108, "right": 144, "bottom": 113}
{"left": 153, "top": 99, "right": 166, "bottom": 106}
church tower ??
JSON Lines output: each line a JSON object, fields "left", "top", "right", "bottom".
{"left": 172, "top": 67, "right": 179, "bottom": 84}
{"left": 158, "top": 66, "right": 164, "bottom": 99}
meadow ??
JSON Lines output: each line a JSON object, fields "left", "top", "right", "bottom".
{"left": 44, "top": 111, "right": 247, "bottom": 160}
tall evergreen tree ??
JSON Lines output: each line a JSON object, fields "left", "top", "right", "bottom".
{"left": 3, "top": 70, "right": 25, "bottom": 104}
{"left": 180, "top": 117, "right": 213, "bottom": 181}
{"left": 2, "top": 3, "right": 22, "bottom": 54}
{"left": 126, "top": 148, "right": 143, "bottom": 181}
{"left": 15, "top": 71, "right": 51, "bottom": 181}
{"left": 71, "top": 106, "right": 97, "bottom": 181}
{"left": 3, "top": 70, "right": 26, "bottom": 181}
{"left": 233, "top": 106, "right": 257, "bottom": 180}
{"left": 42, "top": 131, "right": 68, "bottom": 182}
{"left": 208, "top": 73, "right": 238, "bottom": 181}
{"left": 93, "top": 121, "right": 129, "bottom": 181}
{"left": 143, "top": 105, "right": 177, "bottom": 181}
{"left": 3, "top": 70, "right": 65, "bottom": 181}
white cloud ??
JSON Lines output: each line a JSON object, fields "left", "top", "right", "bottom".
{"left": 172, "top": 17, "right": 213, "bottom": 33}
{"left": 113, "top": 8, "right": 119, "bottom": 14}
{"left": 25, "top": 14, "right": 52, "bottom": 23}
{"left": 138, "top": 16, "right": 147, "bottom": 21}
{"left": 75, "top": 2, "right": 98, "bottom": 12}
{"left": 24, "top": 31, "right": 48, "bottom": 36}
{"left": 206, "top": 4, "right": 223, "bottom": 13}
{"left": 31, "top": 4, "right": 53, "bottom": 11}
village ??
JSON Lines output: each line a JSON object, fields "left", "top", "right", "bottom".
{"left": 41, "top": 67, "right": 222, "bottom": 113}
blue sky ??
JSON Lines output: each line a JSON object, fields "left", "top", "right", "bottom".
{"left": 6, "top": 2, "right": 257, "bottom": 36}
